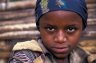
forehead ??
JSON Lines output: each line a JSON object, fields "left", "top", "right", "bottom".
{"left": 39, "top": 11, "right": 82, "bottom": 26}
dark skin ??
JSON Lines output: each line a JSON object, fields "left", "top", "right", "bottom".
{"left": 39, "top": 11, "right": 83, "bottom": 63}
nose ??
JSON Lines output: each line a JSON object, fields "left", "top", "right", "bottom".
{"left": 54, "top": 30, "right": 67, "bottom": 43}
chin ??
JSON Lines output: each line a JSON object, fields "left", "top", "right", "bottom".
{"left": 53, "top": 53, "right": 69, "bottom": 59}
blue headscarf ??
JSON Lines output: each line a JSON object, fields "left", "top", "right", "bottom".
{"left": 35, "top": 0, "right": 88, "bottom": 30}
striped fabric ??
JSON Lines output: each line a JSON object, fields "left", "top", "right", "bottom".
{"left": 9, "top": 44, "right": 88, "bottom": 63}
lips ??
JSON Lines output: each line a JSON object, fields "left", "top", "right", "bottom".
{"left": 53, "top": 46, "right": 69, "bottom": 53}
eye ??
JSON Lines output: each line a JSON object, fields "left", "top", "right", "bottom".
{"left": 67, "top": 28, "right": 75, "bottom": 32}
{"left": 45, "top": 26, "right": 56, "bottom": 32}
{"left": 66, "top": 26, "right": 77, "bottom": 33}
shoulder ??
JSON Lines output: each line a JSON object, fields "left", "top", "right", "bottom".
{"left": 76, "top": 47, "right": 96, "bottom": 63}
{"left": 75, "top": 46, "right": 88, "bottom": 56}
{"left": 13, "top": 40, "right": 43, "bottom": 52}
{"left": 9, "top": 40, "right": 44, "bottom": 63}
{"left": 73, "top": 47, "right": 89, "bottom": 63}
{"left": 9, "top": 50, "right": 41, "bottom": 63}
{"left": 88, "top": 54, "right": 96, "bottom": 63}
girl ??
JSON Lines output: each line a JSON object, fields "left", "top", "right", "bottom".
{"left": 9, "top": 0, "right": 89, "bottom": 63}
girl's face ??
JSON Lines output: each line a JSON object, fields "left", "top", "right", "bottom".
{"left": 39, "top": 11, "right": 83, "bottom": 59}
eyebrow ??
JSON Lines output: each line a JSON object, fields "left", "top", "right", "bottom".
{"left": 41, "top": 23, "right": 56, "bottom": 26}
{"left": 65, "top": 24, "right": 78, "bottom": 27}
{"left": 64, "top": 25, "right": 81, "bottom": 29}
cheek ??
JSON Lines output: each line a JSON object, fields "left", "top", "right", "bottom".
{"left": 68, "top": 32, "right": 81, "bottom": 47}
{"left": 40, "top": 30, "right": 53, "bottom": 46}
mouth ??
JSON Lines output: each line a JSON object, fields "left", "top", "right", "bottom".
{"left": 53, "top": 46, "right": 69, "bottom": 53}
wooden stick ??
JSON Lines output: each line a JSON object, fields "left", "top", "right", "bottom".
{"left": 0, "top": 23, "right": 37, "bottom": 33}
{"left": 0, "top": 9, "right": 35, "bottom": 20}
{"left": 88, "top": 19, "right": 96, "bottom": 25}
{"left": 80, "top": 40, "right": 96, "bottom": 46}
{"left": 86, "top": 0, "right": 96, "bottom": 4}
{"left": 87, "top": 4, "right": 96, "bottom": 9}
{"left": 0, "top": 18, "right": 35, "bottom": 26}
{"left": 0, "top": 0, "right": 37, "bottom": 11}
{"left": 7, "top": 0, "right": 36, "bottom": 10}
{"left": 0, "top": 31, "right": 40, "bottom": 40}
{"left": 84, "top": 31, "right": 96, "bottom": 37}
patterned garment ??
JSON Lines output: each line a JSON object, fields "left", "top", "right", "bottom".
{"left": 9, "top": 50, "right": 40, "bottom": 63}
{"left": 8, "top": 40, "right": 88, "bottom": 63}
{"left": 9, "top": 49, "right": 88, "bottom": 63}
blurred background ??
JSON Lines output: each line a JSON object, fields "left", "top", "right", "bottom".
{"left": 0, "top": 0, "right": 96, "bottom": 63}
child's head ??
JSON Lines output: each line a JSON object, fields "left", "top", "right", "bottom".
{"left": 35, "top": 0, "right": 88, "bottom": 30}
{"left": 35, "top": 0, "right": 88, "bottom": 59}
